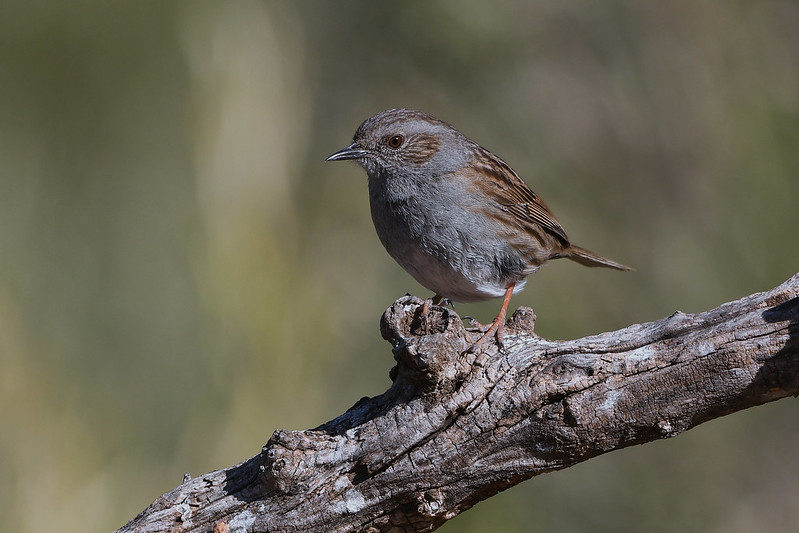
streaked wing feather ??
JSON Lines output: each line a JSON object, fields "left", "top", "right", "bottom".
{"left": 472, "top": 148, "right": 569, "bottom": 243}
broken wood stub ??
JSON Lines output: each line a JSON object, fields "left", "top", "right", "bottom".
{"left": 116, "top": 273, "right": 799, "bottom": 533}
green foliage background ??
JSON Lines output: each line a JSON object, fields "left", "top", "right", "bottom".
{"left": 1, "top": 2, "right": 798, "bottom": 531}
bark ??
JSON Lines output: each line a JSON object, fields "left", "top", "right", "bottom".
{"left": 117, "top": 273, "right": 799, "bottom": 533}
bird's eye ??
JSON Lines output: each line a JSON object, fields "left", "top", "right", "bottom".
{"left": 387, "top": 135, "right": 404, "bottom": 149}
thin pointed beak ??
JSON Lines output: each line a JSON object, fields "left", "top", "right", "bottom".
{"left": 326, "top": 143, "right": 368, "bottom": 162}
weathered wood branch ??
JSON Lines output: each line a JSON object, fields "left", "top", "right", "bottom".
{"left": 118, "top": 273, "right": 799, "bottom": 533}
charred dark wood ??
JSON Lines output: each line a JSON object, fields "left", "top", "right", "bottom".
{"left": 117, "top": 273, "right": 799, "bottom": 533}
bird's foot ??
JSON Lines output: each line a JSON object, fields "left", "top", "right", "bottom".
{"left": 464, "top": 316, "right": 489, "bottom": 331}
{"left": 463, "top": 282, "right": 516, "bottom": 352}
{"left": 466, "top": 315, "right": 506, "bottom": 351}
{"left": 416, "top": 294, "right": 446, "bottom": 335}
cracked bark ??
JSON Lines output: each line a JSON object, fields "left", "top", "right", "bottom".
{"left": 117, "top": 273, "right": 799, "bottom": 533}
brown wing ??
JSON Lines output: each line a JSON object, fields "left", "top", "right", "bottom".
{"left": 469, "top": 147, "right": 569, "bottom": 244}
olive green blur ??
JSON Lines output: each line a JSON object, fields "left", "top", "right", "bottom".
{"left": 1, "top": 1, "right": 797, "bottom": 532}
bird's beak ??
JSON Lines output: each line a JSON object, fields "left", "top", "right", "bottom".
{"left": 326, "top": 143, "right": 368, "bottom": 162}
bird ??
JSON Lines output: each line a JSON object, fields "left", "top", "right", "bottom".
{"left": 326, "top": 108, "right": 631, "bottom": 348}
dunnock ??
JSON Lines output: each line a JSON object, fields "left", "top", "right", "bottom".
{"left": 327, "top": 108, "right": 631, "bottom": 347}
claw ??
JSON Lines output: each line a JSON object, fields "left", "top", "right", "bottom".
{"left": 464, "top": 316, "right": 489, "bottom": 331}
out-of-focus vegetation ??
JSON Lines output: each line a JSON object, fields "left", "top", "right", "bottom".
{"left": 1, "top": 1, "right": 797, "bottom": 531}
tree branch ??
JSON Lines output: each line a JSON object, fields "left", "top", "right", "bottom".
{"left": 117, "top": 273, "right": 799, "bottom": 533}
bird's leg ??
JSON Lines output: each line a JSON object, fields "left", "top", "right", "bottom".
{"left": 470, "top": 283, "right": 515, "bottom": 350}
{"left": 420, "top": 294, "right": 443, "bottom": 316}
{"left": 418, "top": 294, "right": 444, "bottom": 334}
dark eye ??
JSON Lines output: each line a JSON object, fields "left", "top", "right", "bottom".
{"left": 387, "top": 135, "right": 404, "bottom": 149}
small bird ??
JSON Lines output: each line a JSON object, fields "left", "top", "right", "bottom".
{"left": 327, "top": 108, "right": 631, "bottom": 347}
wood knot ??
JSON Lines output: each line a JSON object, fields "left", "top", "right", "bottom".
{"left": 507, "top": 306, "right": 537, "bottom": 334}
{"left": 381, "top": 296, "right": 472, "bottom": 390}
{"left": 415, "top": 489, "right": 447, "bottom": 518}
{"left": 261, "top": 429, "right": 333, "bottom": 494}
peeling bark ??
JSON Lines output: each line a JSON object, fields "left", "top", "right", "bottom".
{"left": 117, "top": 273, "right": 799, "bottom": 533}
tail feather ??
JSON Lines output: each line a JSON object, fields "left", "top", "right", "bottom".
{"left": 566, "top": 245, "right": 633, "bottom": 271}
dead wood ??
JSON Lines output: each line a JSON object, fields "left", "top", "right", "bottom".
{"left": 117, "top": 273, "right": 799, "bottom": 533}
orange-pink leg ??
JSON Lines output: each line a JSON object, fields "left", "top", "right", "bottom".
{"left": 418, "top": 294, "right": 444, "bottom": 333}
{"left": 420, "top": 294, "right": 444, "bottom": 317}
{"left": 471, "top": 282, "right": 515, "bottom": 349}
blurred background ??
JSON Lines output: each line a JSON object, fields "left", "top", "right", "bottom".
{"left": 1, "top": 1, "right": 798, "bottom": 531}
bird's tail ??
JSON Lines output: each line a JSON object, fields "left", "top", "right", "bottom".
{"left": 566, "top": 245, "right": 633, "bottom": 271}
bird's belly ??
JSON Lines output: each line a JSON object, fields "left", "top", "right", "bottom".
{"left": 399, "top": 250, "right": 528, "bottom": 302}
{"left": 371, "top": 205, "right": 528, "bottom": 302}
{"left": 395, "top": 248, "right": 504, "bottom": 302}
